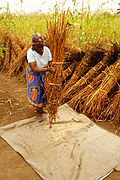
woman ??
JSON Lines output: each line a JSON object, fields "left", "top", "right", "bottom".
{"left": 26, "top": 32, "right": 52, "bottom": 119}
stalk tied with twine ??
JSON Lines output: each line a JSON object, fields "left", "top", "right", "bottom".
{"left": 46, "top": 8, "right": 70, "bottom": 128}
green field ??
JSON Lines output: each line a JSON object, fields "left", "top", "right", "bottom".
{"left": 0, "top": 7, "right": 120, "bottom": 51}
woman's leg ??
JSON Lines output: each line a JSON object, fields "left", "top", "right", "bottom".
{"left": 35, "top": 106, "right": 47, "bottom": 114}
{"left": 35, "top": 107, "right": 44, "bottom": 121}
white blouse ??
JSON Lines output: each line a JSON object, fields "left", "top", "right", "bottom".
{"left": 27, "top": 46, "right": 52, "bottom": 68}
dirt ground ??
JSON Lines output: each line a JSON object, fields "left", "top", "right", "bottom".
{"left": 0, "top": 72, "right": 120, "bottom": 180}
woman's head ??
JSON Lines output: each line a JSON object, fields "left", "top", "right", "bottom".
{"left": 32, "top": 33, "right": 45, "bottom": 55}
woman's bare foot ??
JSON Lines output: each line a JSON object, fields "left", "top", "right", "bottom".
{"left": 34, "top": 107, "right": 47, "bottom": 113}
{"left": 36, "top": 113, "right": 44, "bottom": 122}
{"left": 34, "top": 107, "right": 40, "bottom": 113}
{"left": 40, "top": 108, "right": 47, "bottom": 114}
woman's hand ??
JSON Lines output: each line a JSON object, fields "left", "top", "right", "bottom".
{"left": 44, "top": 67, "right": 48, "bottom": 72}
{"left": 45, "top": 64, "right": 56, "bottom": 73}
{"left": 48, "top": 65, "right": 55, "bottom": 73}
{"left": 45, "top": 65, "right": 48, "bottom": 72}
{"left": 29, "top": 62, "right": 48, "bottom": 72}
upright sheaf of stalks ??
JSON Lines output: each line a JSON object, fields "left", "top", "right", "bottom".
{"left": 10, "top": 48, "right": 16, "bottom": 67}
{"left": 7, "top": 31, "right": 22, "bottom": 56}
{"left": 8, "top": 44, "right": 31, "bottom": 76}
{"left": 0, "top": 29, "right": 9, "bottom": 69}
{"left": 46, "top": 9, "right": 69, "bottom": 128}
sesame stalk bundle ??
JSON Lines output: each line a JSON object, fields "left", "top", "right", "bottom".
{"left": 46, "top": 9, "right": 69, "bottom": 127}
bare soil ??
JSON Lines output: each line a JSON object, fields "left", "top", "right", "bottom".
{"left": 0, "top": 72, "right": 120, "bottom": 180}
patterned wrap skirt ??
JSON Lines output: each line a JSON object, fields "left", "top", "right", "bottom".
{"left": 26, "top": 65, "right": 47, "bottom": 108}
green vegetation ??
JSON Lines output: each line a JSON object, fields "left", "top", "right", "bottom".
{"left": 67, "top": 11, "right": 120, "bottom": 50}
{"left": 0, "top": 12, "right": 47, "bottom": 43}
{"left": 0, "top": 7, "right": 120, "bottom": 50}
{"left": 0, "top": 45, "right": 5, "bottom": 58}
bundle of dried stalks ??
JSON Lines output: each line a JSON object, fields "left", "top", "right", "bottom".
{"left": 0, "top": 29, "right": 22, "bottom": 56}
{"left": 15, "top": 36, "right": 26, "bottom": 50}
{"left": 62, "top": 61, "right": 77, "bottom": 81}
{"left": 3, "top": 38, "right": 11, "bottom": 71}
{"left": 10, "top": 48, "right": 16, "bottom": 67}
{"left": 63, "top": 48, "right": 85, "bottom": 70}
{"left": 46, "top": 9, "right": 69, "bottom": 127}
{"left": 62, "top": 49, "right": 104, "bottom": 97}
{"left": 0, "top": 29, "right": 25, "bottom": 73}
{"left": 68, "top": 65, "right": 111, "bottom": 113}
{"left": 62, "top": 43, "right": 119, "bottom": 102}
{"left": 8, "top": 44, "right": 31, "bottom": 76}
{"left": 8, "top": 32, "right": 22, "bottom": 56}
{"left": 99, "top": 86, "right": 120, "bottom": 124}
{"left": 19, "top": 61, "right": 27, "bottom": 78}
{"left": 0, "top": 29, "right": 9, "bottom": 43}
{"left": 83, "top": 59, "right": 120, "bottom": 120}
{"left": 0, "top": 29, "right": 8, "bottom": 69}
{"left": 0, "top": 55, "right": 3, "bottom": 69}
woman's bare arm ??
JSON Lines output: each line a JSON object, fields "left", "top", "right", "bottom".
{"left": 29, "top": 62, "right": 47, "bottom": 72}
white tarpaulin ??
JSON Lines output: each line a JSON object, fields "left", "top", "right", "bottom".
{"left": 0, "top": 104, "right": 120, "bottom": 180}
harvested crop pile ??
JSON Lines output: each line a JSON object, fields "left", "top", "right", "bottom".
{"left": 62, "top": 43, "right": 119, "bottom": 103}
{"left": 61, "top": 47, "right": 105, "bottom": 98}
{"left": 99, "top": 85, "right": 120, "bottom": 124}
{"left": 68, "top": 58, "right": 120, "bottom": 125}
{"left": 0, "top": 29, "right": 30, "bottom": 76}
{"left": 68, "top": 66, "right": 111, "bottom": 113}
{"left": 83, "top": 59, "right": 120, "bottom": 120}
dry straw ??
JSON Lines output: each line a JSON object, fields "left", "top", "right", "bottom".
{"left": 8, "top": 32, "right": 22, "bottom": 56}
{"left": 3, "top": 37, "right": 11, "bottom": 71}
{"left": 61, "top": 48, "right": 104, "bottom": 98}
{"left": 99, "top": 86, "right": 120, "bottom": 125}
{"left": 62, "top": 61, "right": 77, "bottom": 81}
{"left": 0, "top": 29, "right": 28, "bottom": 75}
{"left": 46, "top": 8, "right": 69, "bottom": 127}
{"left": 68, "top": 65, "right": 111, "bottom": 114}
{"left": 0, "top": 29, "right": 9, "bottom": 69}
{"left": 10, "top": 48, "right": 16, "bottom": 67}
{"left": 8, "top": 44, "right": 31, "bottom": 76}
{"left": 62, "top": 43, "right": 119, "bottom": 102}
{"left": 15, "top": 36, "right": 26, "bottom": 50}
{"left": 83, "top": 59, "right": 120, "bottom": 120}
{"left": 19, "top": 61, "right": 27, "bottom": 78}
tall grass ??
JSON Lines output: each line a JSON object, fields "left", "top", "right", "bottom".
{"left": 0, "top": 12, "right": 47, "bottom": 44}
{"left": 0, "top": 7, "right": 120, "bottom": 50}
{"left": 67, "top": 10, "right": 120, "bottom": 50}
